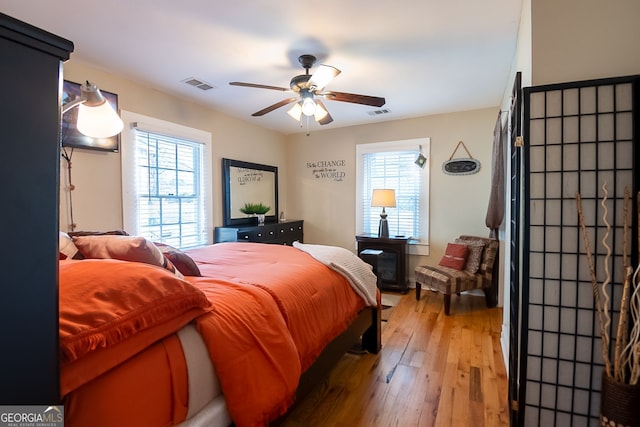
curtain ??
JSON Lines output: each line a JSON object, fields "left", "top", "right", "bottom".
{"left": 485, "top": 111, "right": 505, "bottom": 238}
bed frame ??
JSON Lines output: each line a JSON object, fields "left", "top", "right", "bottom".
{"left": 279, "top": 305, "right": 381, "bottom": 420}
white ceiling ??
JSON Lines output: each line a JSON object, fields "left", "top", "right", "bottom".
{"left": 4, "top": 0, "right": 523, "bottom": 135}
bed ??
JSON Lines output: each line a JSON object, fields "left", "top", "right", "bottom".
{"left": 58, "top": 235, "right": 381, "bottom": 427}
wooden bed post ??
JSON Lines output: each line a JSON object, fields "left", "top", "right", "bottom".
{"left": 362, "top": 306, "right": 381, "bottom": 353}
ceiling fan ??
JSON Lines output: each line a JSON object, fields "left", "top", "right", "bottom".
{"left": 229, "top": 54, "right": 386, "bottom": 126}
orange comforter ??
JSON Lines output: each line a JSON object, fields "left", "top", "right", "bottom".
{"left": 61, "top": 242, "right": 367, "bottom": 427}
{"left": 187, "top": 242, "right": 366, "bottom": 371}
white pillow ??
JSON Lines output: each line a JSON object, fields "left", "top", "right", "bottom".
{"left": 59, "top": 232, "right": 84, "bottom": 260}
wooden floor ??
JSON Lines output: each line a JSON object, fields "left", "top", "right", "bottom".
{"left": 280, "top": 290, "right": 509, "bottom": 427}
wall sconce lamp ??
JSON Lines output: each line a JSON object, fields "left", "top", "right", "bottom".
{"left": 60, "top": 80, "right": 123, "bottom": 232}
{"left": 371, "top": 189, "right": 396, "bottom": 238}
{"left": 61, "top": 81, "right": 123, "bottom": 138}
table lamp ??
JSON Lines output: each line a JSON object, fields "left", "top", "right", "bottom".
{"left": 371, "top": 189, "right": 396, "bottom": 238}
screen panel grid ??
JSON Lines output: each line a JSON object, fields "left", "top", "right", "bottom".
{"left": 522, "top": 78, "right": 636, "bottom": 426}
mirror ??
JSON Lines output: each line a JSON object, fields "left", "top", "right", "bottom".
{"left": 222, "top": 158, "right": 278, "bottom": 226}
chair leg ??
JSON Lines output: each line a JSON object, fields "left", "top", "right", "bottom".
{"left": 483, "top": 288, "right": 497, "bottom": 308}
{"left": 443, "top": 294, "right": 451, "bottom": 315}
{"left": 416, "top": 282, "right": 422, "bottom": 300}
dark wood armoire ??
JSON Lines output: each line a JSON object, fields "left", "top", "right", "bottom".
{"left": 0, "top": 13, "right": 73, "bottom": 404}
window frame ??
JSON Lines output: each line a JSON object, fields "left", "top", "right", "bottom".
{"left": 120, "top": 110, "right": 213, "bottom": 248}
{"left": 356, "top": 138, "right": 430, "bottom": 255}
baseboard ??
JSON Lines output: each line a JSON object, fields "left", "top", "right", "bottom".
{"left": 500, "top": 322, "right": 509, "bottom": 375}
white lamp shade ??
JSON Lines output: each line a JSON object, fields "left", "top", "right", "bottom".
{"left": 76, "top": 100, "right": 124, "bottom": 138}
{"left": 314, "top": 102, "right": 328, "bottom": 121}
{"left": 308, "top": 64, "right": 340, "bottom": 90}
{"left": 287, "top": 103, "right": 302, "bottom": 120}
{"left": 301, "top": 97, "right": 316, "bottom": 116}
{"left": 371, "top": 189, "right": 396, "bottom": 207}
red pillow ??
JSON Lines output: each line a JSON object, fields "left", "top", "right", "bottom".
{"left": 438, "top": 243, "right": 469, "bottom": 270}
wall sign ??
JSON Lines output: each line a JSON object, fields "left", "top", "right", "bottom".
{"left": 306, "top": 159, "right": 346, "bottom": 181}
{"left": 442, "top": 140, "right": 480, "bottom": 175}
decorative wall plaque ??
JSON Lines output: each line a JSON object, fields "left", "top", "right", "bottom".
{"left": 442, "top": 140, "right": 480, "bottom": 175}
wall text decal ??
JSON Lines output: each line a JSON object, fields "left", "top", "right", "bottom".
{"left": 235, "top": 167, "right": 265, "bottom": 185}
{"left": 306, "top": 159, "right": 346, "bottom": 181}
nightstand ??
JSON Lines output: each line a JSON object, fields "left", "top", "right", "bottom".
{"left": 356, "top": 234, "right": 409, "bottom": 293}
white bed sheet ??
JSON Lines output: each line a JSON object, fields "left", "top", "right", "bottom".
{"left": 176, "top": 323, "right": 231, "bottom": 427}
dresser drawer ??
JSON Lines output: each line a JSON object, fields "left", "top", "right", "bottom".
{"left": 277, "top": 222, "right": 303, "bottom": 244}
{"left": 216, "top": 220, "right": 303, "bottom": 245}
{"left": 237, "top": 230, "right": 257, "bottom": 241}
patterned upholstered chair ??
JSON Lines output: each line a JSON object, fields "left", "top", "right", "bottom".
{"left": 414, "top": 235, "right": 499, "bottom": 315}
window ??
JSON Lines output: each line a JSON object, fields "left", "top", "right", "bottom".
{"left": 356, "top": 138, "right": 430, "bottom": 254}
{"left": 121, "top": 111, "right": 212, "bottom": 249}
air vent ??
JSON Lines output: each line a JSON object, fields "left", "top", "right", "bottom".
{"left": 368, "top": 108, "right": 391, "bottom": 116}
{"left": 181, "top": 77, "right": 216, "bottom": 91}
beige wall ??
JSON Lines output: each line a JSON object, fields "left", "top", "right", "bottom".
{"left": 62, "top": 61, "right": 501, "bottom": 261}
{"left": 531, "top": 0, "right": 640, "bottom": 86}
{"left": 285, "top": 108, "right": 499, "bottom": 280}
{"left": 61, "top": 61, "right": 287, "bottom": 239}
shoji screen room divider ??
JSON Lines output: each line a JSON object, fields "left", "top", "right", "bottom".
{"left": 519, "top": 75, "right": 639, "bottom": 426}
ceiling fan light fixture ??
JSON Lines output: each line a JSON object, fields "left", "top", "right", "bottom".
{"left": 308, "top": 65, "right": 340, "bottom": 91}
{"left": 287, "top": 102, "right": 302, "bottom": 121}
{"left": 301, "top": 97, "right": 316, "bottom": 117}
{"left": 314, "top": 103, "right": 328, "bottom": 121}
{"left": 230, "top": 53, "right": 384, "bottom": 127}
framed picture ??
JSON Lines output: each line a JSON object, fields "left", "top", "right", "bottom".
{"left": 61, "top": 80, "right": 120, "bottom": 152}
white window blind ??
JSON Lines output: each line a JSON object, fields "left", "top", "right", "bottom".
{"left": 362, "top": 150, "right": 421, "bottom": 238}
{"left": 121, "top": 111, "right": 212, "bottom": 249}
{"left": 356, "top": 138, "right": 430, "bottom": 253}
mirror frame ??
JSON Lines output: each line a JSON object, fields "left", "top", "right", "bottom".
{"left": 222, "top": 158, "right": 279, "bottom": 226}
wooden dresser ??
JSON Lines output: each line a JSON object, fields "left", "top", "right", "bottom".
{"left": 214, "top": 219, "right": 303, "bottom": 246}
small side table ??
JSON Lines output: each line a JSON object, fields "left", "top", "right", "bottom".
{"left": 356, "top": 234, "right": 409, "bottom": 293}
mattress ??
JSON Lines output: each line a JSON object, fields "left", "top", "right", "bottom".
{"left": 64, "top": 323, "right": 231, "bottom": 427}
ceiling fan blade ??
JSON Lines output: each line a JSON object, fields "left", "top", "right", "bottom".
{"left": 229, "top": 82, "right": 288, "bottom": 92}
{"left": 308, "top": 65, "right": 341, "bottom": 91}
{"left": 322, "top": 91, "right": 386, "bottom": 107}
{"left": 315, "top": 100, "right": 333, "bottom": 125}
{"left": 252, "top": 98, "right": 298, "bottom": 116}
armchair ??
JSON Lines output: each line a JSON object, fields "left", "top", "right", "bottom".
{"left": 414, "top": 235, "right": 499, "bottom": 315}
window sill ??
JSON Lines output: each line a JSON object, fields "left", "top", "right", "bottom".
{"left": 408, "top": 239, "right": 429, "bottom": 256}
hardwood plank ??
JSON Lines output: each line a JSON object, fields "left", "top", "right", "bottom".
{"left": 280, "top": 292, "right": 509, "bottom": 426}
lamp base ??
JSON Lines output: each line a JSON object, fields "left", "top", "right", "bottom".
{"left": 378, "top": 218, "right": 389, "bottom": 238}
